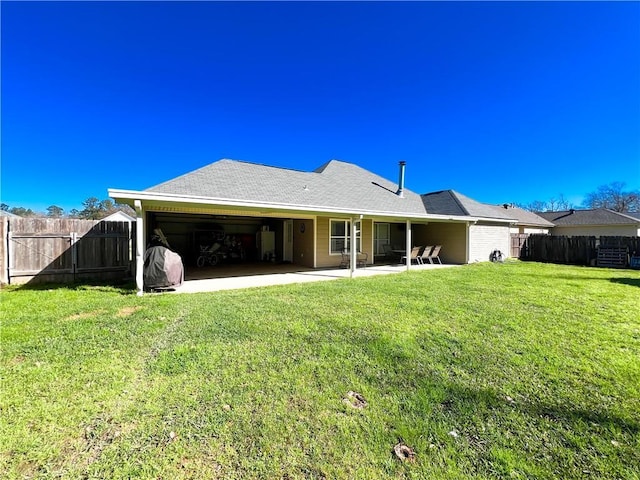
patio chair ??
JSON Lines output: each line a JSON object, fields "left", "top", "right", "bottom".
{"left": 340, "top": 250, "right": 369, "bottom": 268}
{"left": 401, "top": 246, "right": 423, "bottom": 265}
{"left": 383, "top": 244, "right": 397, "bottom": 262}
{"left": 340, "top": 249, "right": 350, "bottom": 268}
{"left": 424, "top": 245, "right": 442, "bottom": 264}
{"left": 420, "top": 245, "right": 434, "bottom": 264}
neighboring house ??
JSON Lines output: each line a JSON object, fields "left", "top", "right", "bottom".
{"left": 109, "top": 159, "right": 517, "bottom": 293}
{"left": 0, "top": 210, "right": 22, "bottom": 218}
{"left": 492, "top": 204, "right": 553, "bottom": 235}
{"left": 102, "top": 211, "right": 135, "bottom": 223}
{"left": 537, "top": 208, "right": 640, "bottom": 237}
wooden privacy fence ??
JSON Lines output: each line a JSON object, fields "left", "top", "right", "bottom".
{"left": 1, "top": 218, "right": 136, "bottom": 285}
{"left": 522, "top": 234, "right": 639, "bottom": 267}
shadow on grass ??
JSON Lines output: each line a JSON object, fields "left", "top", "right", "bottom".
{"left": 11, "top": 280, "right": 137, "bottom": 295}
{"left": 355, "top": 331, "right": 639, "bottom": 441}
{"left": 610, "top": 277, "right": 640, "bottom": 288}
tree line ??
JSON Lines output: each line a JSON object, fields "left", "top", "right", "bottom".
{"left": 1, "top": 197, "right": 135, "bottom": 220}
{"left": 518, "top": 182, "right": 639, "bottom": 213}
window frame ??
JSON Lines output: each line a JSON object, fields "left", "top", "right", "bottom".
{"left": 329, "top": 219, "right": 361, "bottom": 255}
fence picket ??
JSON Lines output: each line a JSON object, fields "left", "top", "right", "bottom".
{"left": 2, "top": 218, "right": 134, "bottom": 285}
{"left": 523, "top": 235, "right": 638, "bottom": 267}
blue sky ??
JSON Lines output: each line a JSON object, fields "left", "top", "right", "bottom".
{"left": 2, "top": 1, "right": 639, "bottom": 213}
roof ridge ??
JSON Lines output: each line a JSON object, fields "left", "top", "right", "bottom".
{"left": 448, "top": 190, "right": 471, "bottom": 215}
{"left": 608, "top": 209, "right": 640, "bottom": 222}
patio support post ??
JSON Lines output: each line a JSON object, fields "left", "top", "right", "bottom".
{"left": 405, "top": 220, "right": 412, "bottom": 270}
{"left": 350, "top": 218, "right": 357, "bottom": 277}
{"left": 134, "top": 200, "right": 144, "bottom": 296}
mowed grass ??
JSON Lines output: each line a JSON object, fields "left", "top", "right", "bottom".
{"left": 1, "top": 262, "right": 639, "bottom": 479}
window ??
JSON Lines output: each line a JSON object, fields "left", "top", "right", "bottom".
{"left": 330, "top": 219, "right": 361, "bottom": 254}
{"left": 374, "top": 223, "right": 390, "bottom": 255}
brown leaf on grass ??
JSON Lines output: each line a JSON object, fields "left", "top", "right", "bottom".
{"left": 393, "top": 442, "right": 416, "bottom": 462}
{"left": 343, "top": 391, "right": 367, "bottom": 409}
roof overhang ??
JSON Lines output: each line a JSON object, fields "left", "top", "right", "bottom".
{"left": 109, "top": 188, "right": 514, "bottom": 225}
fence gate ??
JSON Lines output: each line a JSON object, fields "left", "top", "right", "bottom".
{"left": 4, "top": 218, "right": 135, "bottom": 285}
{"left": 510, "top": 234, "right": 529, "bottom": 258}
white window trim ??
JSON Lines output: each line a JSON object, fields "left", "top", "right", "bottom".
{"left": 329, "top": 218, "right": 361, "bottom": 255}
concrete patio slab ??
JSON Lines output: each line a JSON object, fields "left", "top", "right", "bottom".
{"left": 171, "top": 263, "right": 457, "bottom": 294}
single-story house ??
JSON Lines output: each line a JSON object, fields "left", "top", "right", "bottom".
{"left": 0, "top": 210, "right": 22, "bottom": 218}
{"left": 109, "top": 159, "right": 519, "bottom": 293}
{"left": 537, "top": 208, "right": 640, "bottom": 237}
{"left": 492, "top": 204, "right": 554, "bottom": 235}
{"left": 102, "top": 211, "right": 135, "bottom": 223}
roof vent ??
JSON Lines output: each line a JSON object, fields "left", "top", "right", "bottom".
{"left": 396, "top": 161, "right": 406, "bottom": 198}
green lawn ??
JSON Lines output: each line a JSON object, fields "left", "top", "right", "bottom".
{"left": 1, "top": 262, "right": 639, "bottom": 479}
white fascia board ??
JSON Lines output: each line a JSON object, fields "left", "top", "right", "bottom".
{"left": 108, "top": 188, "right": 512, "bottom": 224}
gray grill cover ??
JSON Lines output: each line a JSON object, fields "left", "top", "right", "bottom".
{"left": 143, "top": 246, "right": 184, "bottom": 289}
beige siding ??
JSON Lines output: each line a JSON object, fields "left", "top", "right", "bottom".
{"left": 315, "top": 216, "right": 373, "bottom": 268}
{"left": 414, "top": 222, "right": 467, "bottom": 264}
{"left": 293, "top": 219, "right": 315, "bottom": 267}
{"left": 469, "top": 223, "right": 510, "bottom": 262}
{"left": 361, "top": 219, "right": 373, "bottom": 265}
{"left": 315, "top": 217, "right": 334, "bottom": 268}
{"left": 551, "top": 225, "right": 639, "bottom": 237}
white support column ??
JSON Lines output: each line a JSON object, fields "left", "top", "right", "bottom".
{"left": 405, "top": 219, "right": 412, "bottom": 270}
{"left": 134, "top": 200, "right": 145, "bottom": 296}
{"left": 466, "top": 222, "right": 471, "bottom": 264}
{"left": 350, "top": 218, "right": 357, "bottom": 277}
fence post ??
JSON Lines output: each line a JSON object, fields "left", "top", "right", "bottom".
{"left": 70, "top": 232, "right": 78, "bottom": 280}
{"left": 1, "top": 217, "right": 9, "bottom": 285}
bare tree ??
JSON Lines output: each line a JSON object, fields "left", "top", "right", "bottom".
{"left": 519, "top": 194, "right": 573, "bottom": 212}
{"left": 582, "top": 182, "right": 640, "bottom": 212}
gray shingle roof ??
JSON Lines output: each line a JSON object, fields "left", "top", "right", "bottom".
{"left": 147, "top": 159, "right": 429, "bottom": 216}
{"left": 536, "top": 208, "right": 640, "bottom": 226}
{"left": 489, "top": 205, "right": 555, "bottom": 227}
{"left": 421, "top": 190, "right": 514, "bottom": 220}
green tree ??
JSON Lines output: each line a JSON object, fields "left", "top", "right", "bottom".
{"left": 79, "top": 197, "right": 103, "bottom": 219}
{"left": 9, "top": 207, "right": 35, "bottom": 217}
{"left": 46, "top": 205, "right": 64, "bottom": 218}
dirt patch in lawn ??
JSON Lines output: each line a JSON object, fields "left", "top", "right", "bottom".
{"left": 116, "top": 306, "right": 143, "bottom": 317}
{"left": 66, "top": 311, "right": 104, "bottom": 321}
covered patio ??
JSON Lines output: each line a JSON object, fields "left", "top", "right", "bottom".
{"left": 173, "top": 262, "right": 457, "bottom": 294}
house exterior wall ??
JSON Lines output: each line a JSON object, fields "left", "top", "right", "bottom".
{"left": 469, "top": 223, "right": 510, "bottom": 262}
{"left": 361, "top": 219, "right": 373, "bottom": 264}
{"left": 293, "top": 219, "right": 315, "bottom": 267}
{"left": 550, "top": 225, "right": 640, "bottom": 237}
{"left": 315, "top": 216, "right": 373, "bottom": 268}
{"left": 414, "top": 222, "right": 467, "bottom": 264}
{"left": 509, "top": 226, "right": 549, "bottom": 235}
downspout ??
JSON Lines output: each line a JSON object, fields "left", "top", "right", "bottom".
{"left": 134, "top": 200, "right": 145, "bottom": 296}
